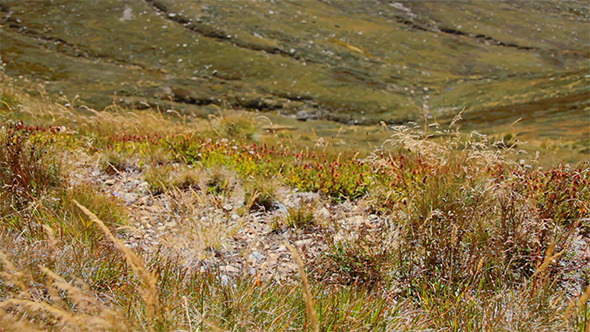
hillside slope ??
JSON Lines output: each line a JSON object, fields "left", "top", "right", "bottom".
{"left": 1, "top": 0, "right": 588, "bottom": 139}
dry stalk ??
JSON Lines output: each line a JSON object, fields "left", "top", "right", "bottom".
{"left": 0, "top": 250, "right": 30, "bottom": 298}
{"left": 530, "top": 241, "right": 564, "bottom": 280}
{"left": 563, "top": 284, "right": 590, "bottom": 323}
{"left": 285, "top": 241, "right": 319, "bottom": 332}
{"left": 73, "top": 200, "right": 161, "bottom": 330}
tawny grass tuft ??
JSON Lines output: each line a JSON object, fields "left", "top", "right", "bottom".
{"left": 286, "top": 241, "right": 319, "bottom": 332}
{"left": 73, "top": 200, "right": 162, "bottom": 331}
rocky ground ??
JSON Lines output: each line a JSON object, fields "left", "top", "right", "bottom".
{"left": 68, "top": 155, "right": 394, "bottom": 286}
{"left": 60, "top": 145, "right": 590, "bottom": 299}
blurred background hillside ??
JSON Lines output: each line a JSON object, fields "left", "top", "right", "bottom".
{"left": 1, "top": 0, "right": 588, "bottom": 157}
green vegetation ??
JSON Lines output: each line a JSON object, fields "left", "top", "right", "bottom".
{"left": 0, "top": 84, "right": 588, "bottom": 331}
{"left": 144, "top": 164, "right": 200, "bottom": 194}
{"left": 284, "top": 202, "right": 316, "bottom": 230}
{"left": 1, "top": 0, "right": 588, "bottom": 147}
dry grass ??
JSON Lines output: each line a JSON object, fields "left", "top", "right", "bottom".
{"left": 159, "top": 188, "right": 243, "bottom": 261}
{"left": 1, "top": 84, "right": 589, "bottom": 331}
{"left": 286, "top": 242, "right": 319, "bottom": 332}
{"left": 73, "top": 200, "right": 163, "bottom": 330}
{"left": 207, "top": 109, "right": 267, "bottom": 141}
{"left": 144, "top": 164, "right": 201, "bottom": 193}
{"left": 0, "top": 247, "right": 127, "bottom": 331}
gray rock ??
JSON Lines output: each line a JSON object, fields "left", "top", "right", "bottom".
{"left": 317, "top": 207, "right": 330, "bottom": 219}
{"left": 121, "top": 192, "right": 139, "bottom": 204}
{"left": 221, "top": 265, "right": 240, "bottom": 274}
{"left": 249, "top": 250, "right": 265, "bottom": 262}
{"left": 138, "top": 181, "right": 150, "bottom": 192}
{"left": 346, "top": 215, "right": 365, "bottom": 225}
{"left": 295, "top": 239, "right": 312, "bottom": 247}
{"left": 220, "top": 274, "right": 230, "bottom": 286}
{"left": 296, "top": 110, "right": 309, "bottom": 121}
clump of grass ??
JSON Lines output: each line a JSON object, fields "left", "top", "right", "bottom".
{"left": 1, "top": 183, "right": 128, "bottom": 245}
{"left": 144, "top": 165, "right": 173, "bottom": 193}
{"left": 208, "top": 109, "right": 263, "bottom": 141}
{"left": 316, "top": 225, "right": 392, "bottom": 290}
{"left": 74, "top": 201, "right": 164, "bottom": 330}
{"left": 285, "top": 156, "right": 372, "bottom": 201}
{"left": 0, "top": 122, "right": 60, "bottom": 213}
{"left": 286, "top": 242, "right": 319, "bottom": 332}
{"left": 203, "top": 166, "right": 237, "bottom": 197}
{"left": 244, "top": 176, "right": 281, "bottom": 211}
{"left": 361, "top": 182, "right": 406, "bottom": 215}
{"left": 144, "top": 146, "right": 173, "bottom": 166}
{"left": 99, "top": 150, "right": 134, "bottom": 175}
{"left": 61, "top": 185, "right": 129, "bottom": 240}
{"left": 326, "top": 242, "right": 388, "bottom": 288}
{"left": 162, "top": 191, "right": 239, "bottom": 257}
{"left": 284, "top": 201, "right": 316, "bottom": 229}
{"left": 0, "top": 251, "right": 129, "bottom": 331}
{"left": 0, "top": 88, "right": 21, "bottom": 112}
{"left": 144, "top": 164, "right": 201, "bottom": 194}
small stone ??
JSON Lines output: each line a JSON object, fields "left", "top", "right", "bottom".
{"left": 295, "top": 239, "right": 312, "bottom": 247}
{"left": 333, "top": 232, "right": 346, "bottom": 243}
{"left": 104, "top": 179, "right": 116, "bottom": 186}
{"left": 121, "top": 192, "right": 139, "bottom": 204}
{"left": 341, "top": 201, "right": 353, "bottom": 211}
{"left": 221, "top": 265, "right": 240, "bottom": 274}
{"left": 138, "top": 181, "right": 150, "bottom": 192}
{"left": 249, "top": 250, "right": 265, "bottom": 262}
{"left": 296, "top": 110, "right": 309, "bottom": 121}
{"left": 223, "top": 204, "right": 233, "bottom": 211}
{"left": 280, "top": 263, "right": 298, "bottom": 272}
{"left": 220, "top": 274, "right": 230, "bottom": 286}
{"left": 138, "top": 196, "right": 153, "bottom": 206}
{"left": 346, "top": 216, "right": 365, "bottom": 225}
{"left": 318, "top": 207, "right": 330, "bottom": 219}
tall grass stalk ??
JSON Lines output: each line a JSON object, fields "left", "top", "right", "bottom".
{"left": 286, "top": 241, "right": 319, "bottom": 332}
{"left": 73, "top": 200, "right": 162, "bottom": 331}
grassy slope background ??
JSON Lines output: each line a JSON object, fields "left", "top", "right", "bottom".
{"left": 1, "top": 0, "right": 589, "bottom": 161}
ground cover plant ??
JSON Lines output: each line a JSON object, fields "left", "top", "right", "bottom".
{"left": 0, "top": 84, "right": 589, "bottom": 331}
